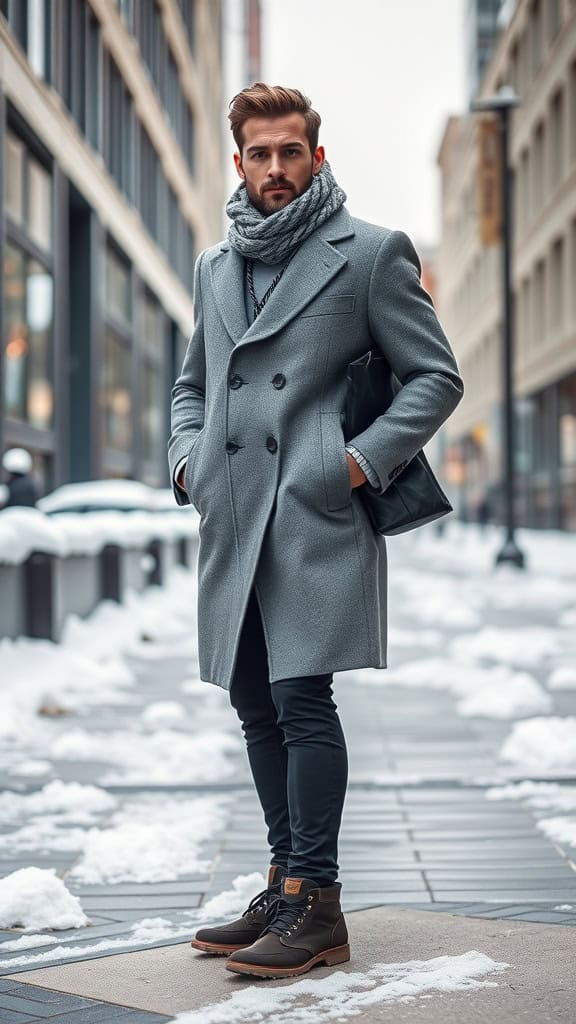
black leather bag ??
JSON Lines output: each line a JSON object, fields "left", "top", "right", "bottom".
{"left": 342, "top": 349, "right": 453, "bottom": 535}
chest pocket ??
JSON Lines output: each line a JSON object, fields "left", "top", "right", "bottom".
{"left": 300, "top": 294, "right": 356, "bottom": 318}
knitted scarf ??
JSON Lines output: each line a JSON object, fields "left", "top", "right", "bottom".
{"left": 225, "top": 160, "right": 347, "bottom": 265}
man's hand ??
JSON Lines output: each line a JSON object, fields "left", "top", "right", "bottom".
{"left": 346, "top": 451, "right": 368, "bottom": 489}
{"left": 176, "top": 464, "right": 186, "bottom": 490}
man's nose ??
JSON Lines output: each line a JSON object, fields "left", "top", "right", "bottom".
{"left": 268, "top": 153, "right": 286, "bottom": 179}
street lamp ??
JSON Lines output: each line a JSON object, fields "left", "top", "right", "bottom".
{"left": 470, "top": 85, "right": 526, "bottom": 569}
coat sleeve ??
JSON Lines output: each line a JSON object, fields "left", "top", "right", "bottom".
{"left": 346, "top": 229, "right": 464, "bottom": 494}
{"left": 167, "top": 251, "right": 207, "bottom": 507}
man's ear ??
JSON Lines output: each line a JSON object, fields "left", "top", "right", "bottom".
{"left": 233, "top": 151, "right": 245, "bottom": 180}
{"left": 313, "top": 145, "right": 325, "bottom": 174}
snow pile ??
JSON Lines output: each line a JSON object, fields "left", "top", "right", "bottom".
{"left": 456, "top": 672, "right": 552, "bottom": 720}
{"left": 61, "top": 566, "right": 198, "bottom": 659}
{"left": 70, "top": 794, "right": 230, "bottom": 884}
{"left": 0, "top": 780, "right": 117, "bottom": 824}
{"left": 141, "top": 701, "right": 187, "bottom": 729}
{"left": 450, "top": 627, "right": 561, "bottom": 668}
{"left": 51, "top": 727, "right": 241, "bottom": 785}
{"left": 0, "top": 782, "right": 117, "bottom": 855}
{"left": 499, "top": 718, "right": 576, "bottom": 770}
{"left": 197, "top": 872, "right": 268, "bottom": 922}
{"left": 537, "top": 818, "right": 576, "bottom": 848}
{"left": 353, "top": 658, "right": 551, "bottom": 719}
{"left": 8, "top": 759, "right": 53, "bottom": 777}
{"left": 0, "top": 638, "right": 136, "bottom": 740}
{"left": 388, "top": 627, "right": 443, "bottom": 649}
{"left": 547, "top": 666, "right": 576, "bottom": 691}
{"left": 173, "top": 952, "right": 509, "bottom": 1022}
{"left": 0, "top": 868, "right": 88, "bottom": 931}
{"left": 391, "top": 567, "right": 484, "bottom": 628}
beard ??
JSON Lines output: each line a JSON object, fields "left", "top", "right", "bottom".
{"left": 244, "top": 167, "right": 314, "bottom": 217}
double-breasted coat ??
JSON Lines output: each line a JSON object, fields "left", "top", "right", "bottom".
{"left": 168, "top": 206, "right": 464, "bottom": 691}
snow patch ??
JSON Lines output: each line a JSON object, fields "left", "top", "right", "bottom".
{"left": 69, "top": 795, "right": 230, "bottom": 884}
{"left": 499, "top": 718, "right": 576, "bottom": 770}
{"left": 172, "top": 951, "right": 509, "bottom": 1022}
{"left": 0, "top": 868, "right": 88, "bottom": 930}
{"left": 197, "top": 872, "right": 268, "bottom": 922}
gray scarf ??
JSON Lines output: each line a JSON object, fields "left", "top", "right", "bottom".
{"left": 225, "top": 160, "right": 347, "bottom": 265}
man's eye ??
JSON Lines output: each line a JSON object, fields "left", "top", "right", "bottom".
{"left": 285, "top": 149, "right": 299, "bottom": 156}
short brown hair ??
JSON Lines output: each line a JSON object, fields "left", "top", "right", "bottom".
{"left": 228, "top": 82, "right": 321, "bottom": 156}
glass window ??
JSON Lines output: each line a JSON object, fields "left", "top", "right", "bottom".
{"left": 4, "top": 133, "right": 24, "bottom": 224}
{"left": 101, "top": 329, "right": 132, "bottom": 452}
{"left": 27, "top": 157, "right": 52, "bottom": 252}
{"left": 140, "top": 294, "right": 163, "bottom": 474}
{"left": 3, "top": 243, "right": 54, "bottom": 429}
{"left": 105, "top": 246, "right": 132, "bottom": 326}
{"left": 559, "top": 374, "right": 576, "bottom": 467}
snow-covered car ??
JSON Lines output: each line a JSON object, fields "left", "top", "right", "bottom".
{"left": 38, "top": 480, "right": 180, "bottom": 515}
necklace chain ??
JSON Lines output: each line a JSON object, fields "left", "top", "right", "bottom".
{"left": 246, "top": 256, "right": 292, "bottom": 320}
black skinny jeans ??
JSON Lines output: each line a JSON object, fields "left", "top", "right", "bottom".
{"left": 228, "top": 585, "right": 349, "bottom": 886}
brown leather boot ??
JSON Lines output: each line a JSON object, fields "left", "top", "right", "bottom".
{"left": 225, "top": 875, "right": 350, "bottom": 978}
{"left": 191, "top": 865, "right": 287, "bottom": 954}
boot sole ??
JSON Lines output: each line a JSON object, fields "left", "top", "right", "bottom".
{"left": 225, "top": 943, "right": 351, "bottom": 978}
{"left": 191, "top": 938, "right": 249, "bottom": 955}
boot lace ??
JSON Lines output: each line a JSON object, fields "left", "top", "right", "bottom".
{"left": 242, "top": 884, "right": 282, "bottom": 920}
{"left": 261, "top": 892, "right": 315, "bottom": 937}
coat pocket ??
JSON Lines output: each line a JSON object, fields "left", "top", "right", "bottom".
{"left": 320, "top": 411, "right": 352, "bottom": 511}
{"left": 184, "top": 427, "right": 207, "bottom": 509}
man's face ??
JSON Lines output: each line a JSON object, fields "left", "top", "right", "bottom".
{"left": 233, "top": 113, "right": 325, "bottom": 215}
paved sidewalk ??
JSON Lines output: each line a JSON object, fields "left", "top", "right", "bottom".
{"left": 5, "top": 905, "right": 576, "bottom": 1023}
{"left": 1, "top": 525, "right": 576, "bottom": 1020}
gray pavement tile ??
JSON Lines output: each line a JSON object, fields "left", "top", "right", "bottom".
{"left": 0, "top": 991, "right": 87, "bottom": 1017}
{"left": 40, "top": 1004, "right": 141, "bottom": 1023}
{"left": 0, "top": 986, "right": 96, "bottom": 1010}
{"left": 427, "top": 890, "right": 576, "bottom": 901}
{"left": 67, "top": 882, "right": 209, "bottom": 896}
{"left": 501, "top": 911, "right": 576, "bottom": 924}
{"left": 79, "top": 895, "right": 201, "bottom": 911}
{"left": 430, "top": 877, "right": 576, "bottom": 890}
{"left": 0, "top": 1008, "right": 38, "bottom": 1022}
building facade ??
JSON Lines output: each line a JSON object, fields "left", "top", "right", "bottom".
{"left": 1, "top": 0, "right": 227, "bottom": 495}
{"left": 437, "top": 0, "right": 576, "bottom": 530}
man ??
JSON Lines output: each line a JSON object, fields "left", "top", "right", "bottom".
{"left": 168, "top": 83, "right": 463, "bottom": 979}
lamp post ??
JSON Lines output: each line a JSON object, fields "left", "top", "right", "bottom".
{"left": 470, "top": 86, "right": 525, "bottom": 569}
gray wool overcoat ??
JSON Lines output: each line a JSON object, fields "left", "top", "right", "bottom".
{"left": 168, "top": 206, "right": 464, "bottom": 691}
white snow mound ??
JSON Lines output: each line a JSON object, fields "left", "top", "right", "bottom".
{"left": 0, "top": 867, "right": 88, "bottom": 931}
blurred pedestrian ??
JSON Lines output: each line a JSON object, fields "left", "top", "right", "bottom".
{"left": 1, "top": 448, "right": 39, "bottom": 508}
{"left": 169, "top": 83, "right": 464, "bottom": 979}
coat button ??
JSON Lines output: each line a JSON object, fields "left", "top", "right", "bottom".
{"left": 229, "top": 374, "right": 244, "bottom": 389}
{"left": 266, "top": 435, "right": 278, "bottom": 453}
{"left": 272, "top": 373, "right": 286, "bottom": 389}
{"left": 226, "top": 440, "right": 239, "bottom": 454}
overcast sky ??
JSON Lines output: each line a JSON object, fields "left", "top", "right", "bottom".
{"left": 256, "top": 0, "right": 467, "bottom": 249}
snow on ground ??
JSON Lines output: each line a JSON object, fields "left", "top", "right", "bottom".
{"left": 499, "top": 718, "right": 576, "bottom": 771}
{"left": 69, "top": 794, "right": 231, "bottom": 884}
{"left": 547, "top": 666, "right": 576, "bottom": 691}
{"left": 61, "top": 566, "right": 199, "bottom": 660}
{"left": 0, "top": 868, "right": 88, "bottom": 930}
{"left": 172, "top": 952, "right": 510, "bottom": 1023}
{"left": 536, "top": 817, "right": 576, "bottom": 848}
{"left": 348, "top": 659, "right": 552, "bottom": 719}
{"left": 0, "top": 639, "right": 136, "bottom": 740}
{"left": 450, "top": 627, "right": 563, "bottom": 668}
{"left": 196, "top": 872, "right": 268, "bottom": 922}
{"left": 50, "top": 727, "right": 241, "bottom": 785}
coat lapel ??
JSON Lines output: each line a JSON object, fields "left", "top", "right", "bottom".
{"left": 208, "top": 245, "right": 250, "bottom": 344}
{"left": 208, "top": 206, "right": 355, "bottom": 348}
